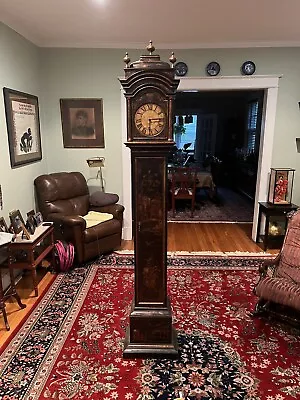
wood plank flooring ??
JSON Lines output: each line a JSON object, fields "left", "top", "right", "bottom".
{"left": 0, "top": 222, "right": 278, "bottom": 346}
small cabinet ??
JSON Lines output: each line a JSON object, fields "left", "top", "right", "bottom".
{"left": 256, "top": 202, "right": 298, "bottom": 250}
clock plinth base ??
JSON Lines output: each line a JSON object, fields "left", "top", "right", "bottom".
{"left": 123, "top": 298, "right": 178, "bottom": 359}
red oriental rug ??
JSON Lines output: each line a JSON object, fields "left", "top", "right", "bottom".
{"left": 1, "top": 253, "right": 300, "bottom": 400}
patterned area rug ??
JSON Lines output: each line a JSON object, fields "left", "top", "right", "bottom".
{"left": 1, "top": 253, "right": 300, "bottom": 399}
{"left": 168, "top": 187, "right": 254, "bottom": 222}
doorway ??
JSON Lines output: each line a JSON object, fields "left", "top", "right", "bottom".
{"left": 173, "top": 90, "right": 265, "bottom": 223}
{"left": 121, "top": 75, "right": 280, "bottom": 241}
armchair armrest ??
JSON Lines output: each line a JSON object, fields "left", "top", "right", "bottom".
{"left": 48, "top": 213, "right": 86, "bottom": 229}
{"left": 259, "top": 253, "right": 281, "bottom": 277}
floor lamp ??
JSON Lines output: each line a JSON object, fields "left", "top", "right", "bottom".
{"left": 86, "top": 157, "right": 105, "bottom": 192}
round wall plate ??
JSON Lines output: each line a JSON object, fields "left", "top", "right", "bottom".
{"left": 174, "top": 62, "right": 188, "bottom": 77}
{"left": 241, "top": 60, "right": 256, "bottom": 75}
{"left": 206, "top": 61, "right": 220, "bottom": 76}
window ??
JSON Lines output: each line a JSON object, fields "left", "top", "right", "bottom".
{"left": 174, "top": 115, "right": 197, "bottom": 150}
{"left": 247, "top": 101, "right": 259, "bottom": 152}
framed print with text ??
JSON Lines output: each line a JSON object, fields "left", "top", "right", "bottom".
{"left": 60, "top": 98, "right": 105, "bottom": 148}
{"left": 3, "top": 88, "right": 42, "bottom": 168}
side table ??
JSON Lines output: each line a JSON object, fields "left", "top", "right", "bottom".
{"left": 8, "top": 223, "right": 55, "bottom": 297}
{"left": 256, "top": 202, "right": 299, "bottom": 251}
{"left": 0, "top": 235, "right": 26, "bottom": 331}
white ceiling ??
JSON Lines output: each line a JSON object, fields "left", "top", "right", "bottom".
{"left": 1, "top": 0, "right": 300, "bottom": 49}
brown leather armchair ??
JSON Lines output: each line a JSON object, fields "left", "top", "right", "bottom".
{"left": 253, "top": 209, "right": 300, "bottom": 324}
{"left": 34, "top": 172, "right": 124, "bottom": 264}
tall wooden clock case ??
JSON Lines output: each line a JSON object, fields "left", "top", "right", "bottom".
{"left": 119, "top": 42, "right": 179, "bottom": 358}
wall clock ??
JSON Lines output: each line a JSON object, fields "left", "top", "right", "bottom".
{"left": 174, "top": 61, "right": 188, "bottom": 77}
{"left": 206, "top": 61, "right": 220, "bottom": 76}
{"left": 241, "top": 60, "right": 256, "bottom": 75}
{"left": 119, "top": 41, "right": 179, "bottom": 358}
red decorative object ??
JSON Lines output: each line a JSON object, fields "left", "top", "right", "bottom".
{"left": 268, "top": 168, "right": 295, "bottom": 205}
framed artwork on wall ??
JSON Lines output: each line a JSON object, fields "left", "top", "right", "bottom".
{"left": 3, "top": 88, "right": 42, "bottom": 168}
{"left": 60, "top": 98, "right": 105, "bottom": 148}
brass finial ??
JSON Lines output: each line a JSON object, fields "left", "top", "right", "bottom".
{"left": 169, "top": 52, "right": 176, "bottom": 68}
{"left": 147, "top": 40, "right": 155, "bottom": 55}
{"left": 123, "top": 52, "right": 130, "bottom": 68}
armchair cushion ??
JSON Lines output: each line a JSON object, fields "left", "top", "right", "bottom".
{"left": 89, "top": 191, "right": 119, "bottom": 207}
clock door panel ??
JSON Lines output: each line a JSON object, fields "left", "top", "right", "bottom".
{"left": 134, "top": 156, "right": 167, "bottom": 306}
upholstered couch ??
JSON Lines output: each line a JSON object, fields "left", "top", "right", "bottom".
{"left": 34, "top": 172, "right": 124, "bottom": 264}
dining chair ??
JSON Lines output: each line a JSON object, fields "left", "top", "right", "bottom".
{"left": 170, "top": 167, "right": 197, "bottom": 217}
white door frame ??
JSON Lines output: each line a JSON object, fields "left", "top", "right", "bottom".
{"left": 121, "top": 75, "right": 281, "bottom": 242}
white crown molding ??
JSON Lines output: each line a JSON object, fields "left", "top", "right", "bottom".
{"left": 36, "top": 40, "right": 300, "bottom": 49}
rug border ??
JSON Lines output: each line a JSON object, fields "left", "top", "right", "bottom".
{"left": 0, "top": 273, "right": 57, "bottom": 353}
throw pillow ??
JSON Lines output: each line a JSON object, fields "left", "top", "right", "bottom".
{"left": 89, "top": 191, "right": 119, "bottom": 207}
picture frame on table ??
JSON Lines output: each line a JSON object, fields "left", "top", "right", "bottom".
{"left": 9, "top": 209, "right": 30, "bottom": 239}
{"left": 60, "top": 98, "right": 105, "bottom": 148}
{"left": 26, "top": 215, "right": 36, "bottom": 235}
{"left": 0, "top": 217, "right": 8, "bottom": 233}
{"left": 9, "top": 209, "right": 25, "bottom": 234}
{"left": 34, "top": 212, "right": 43, "bottom": 227}
{"left": 3, "top": 88, "right": 42, "bottom": 168}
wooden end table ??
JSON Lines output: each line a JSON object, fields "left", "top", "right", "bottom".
{"left": 256, "top": 202, "right": 299, "bottom": 250}
{"left": 8, "top": 223, "right": 55, "bottom": 297}
{"left": 0, "top": 236, "right": 26, "bottom": 331}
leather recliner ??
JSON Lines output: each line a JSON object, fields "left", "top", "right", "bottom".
{"left": 34, "top": 171, "right": 124, "bottom": 264}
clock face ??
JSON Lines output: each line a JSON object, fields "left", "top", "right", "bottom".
{"left": 241, "top": 61, "right": 256, "bottom": 75}
{"left": 134, "top": 103, "right": 166, "bottom": 137}
{"left": 174, "top": 62, "right": 188, "bottom": 77}
{"left": 206, "top": 61, "right": 220, "bottom": 76}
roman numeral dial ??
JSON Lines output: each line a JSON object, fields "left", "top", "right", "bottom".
{"left": 134, "top": 103, "right": 166, "bottom": 137}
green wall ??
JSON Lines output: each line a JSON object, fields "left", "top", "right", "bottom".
{"left": 1, "top": 22, "right": 300, "bottom": 226}
{"left": 0, "top": 23, "right": 48, "bottom": 225}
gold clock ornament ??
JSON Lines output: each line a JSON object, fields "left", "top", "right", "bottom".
{"left": 134, "top": 103, "right": 166, "bottom": 137}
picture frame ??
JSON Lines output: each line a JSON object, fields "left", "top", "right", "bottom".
{"left": 3, "top": 88, "right": 42, "bottom": 168}
{"left": 9, "top": 209, "right": 26, "bottom": 234}
{"left": 26, "top": 216, "right": 36, "bottom": 235}
{"left": 34, "top": 211, "right": 43, "bottom": 227}
{"left": 60, "top": 98, "right": 105, "bottom": 148}
{"left": 0, "top": 217, "right": 9, "bottom": 233}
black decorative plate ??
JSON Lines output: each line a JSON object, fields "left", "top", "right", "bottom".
{"left": 241, "top": 61, "right": 256, "bottom": 75}
{"left": 174, "top": 62, "right": 188, "bottom": 77}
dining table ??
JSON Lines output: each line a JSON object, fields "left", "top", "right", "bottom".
{"left": 167, "top": 165, "right": 216, "bottom": 198}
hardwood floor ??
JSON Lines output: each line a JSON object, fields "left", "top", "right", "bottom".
{"left": 0, "top": 222, "right": 278, "bottom": 346}
{"left": 120, "top": 222, "right": 275, "bottom": 253}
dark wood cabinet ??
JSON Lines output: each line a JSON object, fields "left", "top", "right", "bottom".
{"left": 256, "top": 202, "right": 298, "bottom": 250}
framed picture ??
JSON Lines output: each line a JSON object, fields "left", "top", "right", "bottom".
{"left": 3, "top": 88, "right": 42, "bottom": 168}
{"left": 0, "top": 217, "right": 8, "bottom": 233}
{"left": 60, "top": 98, "right": 105, "bottom": 148}
{"left": 26, "top": 216, "right": 36, "bottom": 235}
{"left": 9, "top": 209, "right": 25, "bottom": 234}
{"left": 27, "top": 209, "right": 35, "bottom": 218}
{"left": 34, "top": 211, "right": 43, "bottom": 227}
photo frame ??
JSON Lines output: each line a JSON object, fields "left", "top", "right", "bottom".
{"left": 0, "top": 217, "right": 8, "bottom": 233}
{"left": 26, "top": 216, "right": 36, "bottom": 235}
{"left": 60, "top": 98, "right": 105, "bottom": 148}
{"left": 34, "top": 211, "right": 43, "bottom": 227}
{"left": 9, "top": 209, "right": 26, "bottom": 234}
{"left": 3, "top": 88, "right": 42, "bottom": 168}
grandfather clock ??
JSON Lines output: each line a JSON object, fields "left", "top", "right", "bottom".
{"left": 119, "top": 42, "right": 179, "bottom": 358}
